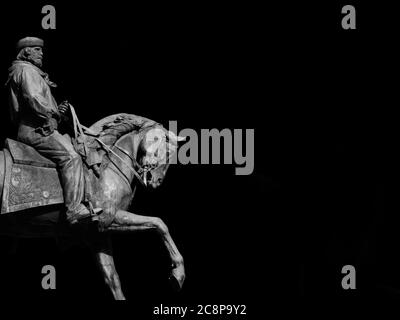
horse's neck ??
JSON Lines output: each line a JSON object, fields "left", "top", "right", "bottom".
{"left": 112, "top": 132, "right": 140, "bottom": 185}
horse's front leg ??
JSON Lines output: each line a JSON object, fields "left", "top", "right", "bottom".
{"left": 105, "top": 210, "right": 185, "bottom": 290}
{"left": 89, "top": 235, "right": 126, "bottom": 300}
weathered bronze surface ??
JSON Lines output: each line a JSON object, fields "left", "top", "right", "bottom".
{"left": 0, "top": 146, "right": 63, "bottom": 213}
{"left": 0, "top": 114, "right": 186, "bottom": 299}
{"left": 2, "top": 38, "right": 185, "bottom": 299}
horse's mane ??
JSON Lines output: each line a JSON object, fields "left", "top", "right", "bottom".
{"left": 89, "top": 113, "right": 159, "bottom": 148}
{"left": 73, "top": 113, "right": 162, "bottom": 171}
{"left": 83, "top": 113, "right": 179, "bottom": 173}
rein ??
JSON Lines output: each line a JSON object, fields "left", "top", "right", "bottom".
{"left": 69, "top": 103, "right": 143, "bottom": 186}
{"left": 95, "top": 138, "right": 147, "bottom": 187}
{"left": 67, "top": 106, "right": 164, "bottom": 188}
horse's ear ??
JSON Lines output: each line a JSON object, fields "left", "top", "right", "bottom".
{"left": 167, "top": 130, "right": 186, "bottom": 143}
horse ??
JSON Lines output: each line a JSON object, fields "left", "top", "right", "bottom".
{"left": 0, "top": 113, "right": 186, "bottom": 300}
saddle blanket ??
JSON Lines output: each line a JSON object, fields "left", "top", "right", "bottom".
{"left": 1, "top": 147, "right": 64, "bottom": 214}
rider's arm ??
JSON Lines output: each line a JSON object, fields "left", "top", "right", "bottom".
{"left": 20, "top": 67, "right": 59, "bottom": 121}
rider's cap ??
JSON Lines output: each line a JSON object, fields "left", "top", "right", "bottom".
{"left": 16, "top": 37, "right": 44, "bottom": 51}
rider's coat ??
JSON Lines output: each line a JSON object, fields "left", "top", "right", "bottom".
{"left": 7, "top": 60, "right": 60, "bottom": 137}
{"left": 6, "top": 59, "right": 87, "bottom": 220}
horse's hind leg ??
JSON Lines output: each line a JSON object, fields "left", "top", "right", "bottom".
{"left": 106, "top": 210, "right": 185, "bottom": 290}
{"left": 89, "top": 235, "right": 126, "bottom": 300}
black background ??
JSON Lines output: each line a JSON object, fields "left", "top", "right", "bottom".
{"left": 0, "top": 0, "right": 398, "bottom": 314}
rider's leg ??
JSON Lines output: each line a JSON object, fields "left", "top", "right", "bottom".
{"left": 19, "top": 130, "right": 94, "bottom": 223}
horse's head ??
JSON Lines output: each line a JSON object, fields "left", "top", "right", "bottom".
{"left": 137, "top": 125, "right": 185, "bottom": 189}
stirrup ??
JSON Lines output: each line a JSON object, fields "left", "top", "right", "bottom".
{"left": 68, "top": 205, "right": 102, "bottom": 225}
{"left": 87, "top": 201, "right": 102, "bottom": 217}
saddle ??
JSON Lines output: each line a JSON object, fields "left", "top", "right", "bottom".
{"left": 0, "top": 139, "right": 63, "bottom": 214}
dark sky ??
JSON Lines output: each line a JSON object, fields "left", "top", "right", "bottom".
{"left": 0, "top": 0, "right": 399, "bottom": 309}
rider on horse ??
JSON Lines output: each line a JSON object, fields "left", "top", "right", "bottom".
{"left": 5, "top": 36, "right": 102, "bottom": 225}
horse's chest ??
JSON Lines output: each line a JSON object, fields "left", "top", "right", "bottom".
{"left": 96, "top": 172, "right": 132, "bottom": 207}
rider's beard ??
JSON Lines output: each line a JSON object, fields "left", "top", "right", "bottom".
{"left": 26, "top": 52, "right": 43, "bottom": 68}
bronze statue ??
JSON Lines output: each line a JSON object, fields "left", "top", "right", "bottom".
{"left": 0, "top": 38, "right": 186, "bottom": 299}
{"left": 5, "top": 36, "right": 102, "bottom": 225}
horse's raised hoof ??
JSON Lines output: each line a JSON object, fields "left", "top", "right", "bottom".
{"left": 169, "top": 275, "right": 182, "bottom": 292}
{"left": 169, "top": 263, "right": 185, "bottom": 291}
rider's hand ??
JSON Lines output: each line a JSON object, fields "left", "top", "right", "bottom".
{"left": 58, "top": 101, "right": 70, "bottom": 115}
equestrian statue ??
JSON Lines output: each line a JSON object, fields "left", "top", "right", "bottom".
{"left": 0, "top": 37, "right": 185, "bottom": 299}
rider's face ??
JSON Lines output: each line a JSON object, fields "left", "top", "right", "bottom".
{"left": 27, "top": 46, "right": 43, "bottom": 67}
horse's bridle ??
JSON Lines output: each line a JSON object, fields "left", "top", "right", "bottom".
{"left": 95, "top": 138, "right": 147, "bottom": 187}
{"left": 95, "top": 132, "right": 166, "bottom": 187}
{"left": 69, "top": 105, "right": 162, "bottom": 187}
{"left": 114, "top": 142, "right": 162, "bottom": 186}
